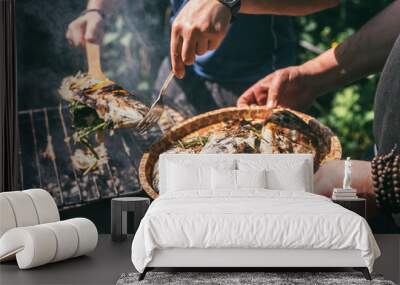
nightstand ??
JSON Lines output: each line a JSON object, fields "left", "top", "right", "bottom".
{"left": 332, "top": 198, "right": 366, "bottom": 218}
{"left": 111, "top": 197, "right": 150, "bottom": 242}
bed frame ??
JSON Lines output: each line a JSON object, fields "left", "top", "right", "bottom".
{"left": 138, "top": 248, "right": 371, "bottom": 280}
{"left": 138, "top": 154, "right": 372, "bottom": 281}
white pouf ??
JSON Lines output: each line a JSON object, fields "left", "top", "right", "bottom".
{"left": 1, "top": 191, "right": 39, "bottom": 227}
{"left": 23, "top": 189, "right": 60, "bottom": 223}
{"left": 0, "top": 219, "right": 98, "bottom": 269}
{"left": 0, "top": 189, "right": 98, "bottom": 269}
{"left": 0, "top": 189, "right": 60, "bottom": 237}
{"left": 42, "top": 221, "right": 79, "bottom": 262}
{"left": 0, "top": 196, "right": 17, "bottom": 237}
{"left": 65, "top": 218, "right": 98, "bottom": 257}
{"left": 0, "top": 225, "right": 57, "bottom": 269}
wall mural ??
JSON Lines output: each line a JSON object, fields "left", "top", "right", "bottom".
{"left": 16, "top": 0, "right": 400, "bottom": 233}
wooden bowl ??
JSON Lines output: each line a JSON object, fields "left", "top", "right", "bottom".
{"left": 139, "top": 107, "right": 342, "bottom": 199}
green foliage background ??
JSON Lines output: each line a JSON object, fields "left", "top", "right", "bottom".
{"left": 296, "top": 0, "right": 393, "bottom": 159}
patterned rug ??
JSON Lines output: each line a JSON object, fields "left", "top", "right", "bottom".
{"left": 116, "top": 271, "right": 395, "bottom": 285}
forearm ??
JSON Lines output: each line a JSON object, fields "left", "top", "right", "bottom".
{"left": 240, "top": 0, "right": 339, "bottom": 16}
{"left": 299, "top": 0, "right": 400, "bottom": 97}
{"left": 86, "top": 0, "right": 118, "bottom": 14}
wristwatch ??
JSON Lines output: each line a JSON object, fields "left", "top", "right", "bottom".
{"left": 217, "top": 0, "right": 241, "bottom": 20}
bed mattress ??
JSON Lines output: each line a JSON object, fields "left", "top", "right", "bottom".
{"left": 131, "top": 190, "right": 380, "bottom": 273}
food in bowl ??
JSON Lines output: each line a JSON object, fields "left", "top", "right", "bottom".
{"left": 150, "top": 109, "right": 335, "bottom": 192}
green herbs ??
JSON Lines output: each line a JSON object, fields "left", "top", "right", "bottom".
{"left": 173, "top": 136, "right": 209, "bottom": 149}
{"left": 69, "top": 101, "right": 112, "bottom": 166}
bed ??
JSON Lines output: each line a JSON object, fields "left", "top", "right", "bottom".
{"left": 131, "top": 154, "right": 380, "bottom": 280}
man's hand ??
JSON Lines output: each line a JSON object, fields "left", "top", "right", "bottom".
{"left": 66, "top": 12, "right": 104, "bottom": 47}
{"left": 171, "top": 0, "right": 231, "bottom": 79}
{"left": 236, "top": 66, "right": 317, "bottom": 110}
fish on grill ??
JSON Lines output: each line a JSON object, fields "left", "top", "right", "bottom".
{"left": 59, "top": 72, "right": 149, "bottom": 129}
{"left": 58, "top": 72, "right": 149, "bottom": 173}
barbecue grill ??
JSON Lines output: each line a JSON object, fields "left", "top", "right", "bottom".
{"left": 18, "top": 104, "right": 182, "bottom": 210}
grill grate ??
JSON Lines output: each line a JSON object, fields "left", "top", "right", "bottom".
{"left": 18, "top": 105, "right": 182, "bottom": 210}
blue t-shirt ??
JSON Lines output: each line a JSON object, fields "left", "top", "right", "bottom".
{"left": 171, "top": 0, "right": 297, "bottom": 86}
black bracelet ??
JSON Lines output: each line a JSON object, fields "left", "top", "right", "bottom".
{"left": 371, "top": 144, "right": 400, "bottom": 214}
{"left": 80, "top": 9, "right": 107, "bottom": 19}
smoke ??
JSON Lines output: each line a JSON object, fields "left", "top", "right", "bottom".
{"left": 17, "top": 0, "right": 85, "bottom": 110}
{"left": 16, "top": 0, "right": 169, "bottom": 110}
{"left": 101, "top": 0, "right": 169, "bottom": 101}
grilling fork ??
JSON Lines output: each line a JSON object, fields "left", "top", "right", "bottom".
{"left": 137, "top": 71, "right": 174, "bottom": 133}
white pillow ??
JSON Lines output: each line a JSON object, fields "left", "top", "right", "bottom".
{"left": 266, "top": 162, "right": 308, "bottom": 191}
{"left": 238, "top": 160, "right": 310, "bottom": 191}
{"left": 167, "top": 162, "right": 211, "bottom": 191}
{"left": 164, "top": 158, "right": 236, "bottom": 193}
{"left": 211, "top": 169, "right": 267, "bottom": 190}
{"left": 211, "top": 168, "right": 236, "bottom": 190}
{"left": 236, "top": 169, "right": 267, "bottom": 189}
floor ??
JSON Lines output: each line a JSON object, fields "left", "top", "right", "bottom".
{"left": 1, "top": 235, "right": 399, "bottom": 285}
{"left": 0, "top": 235, "right": 134, "bottom": 285}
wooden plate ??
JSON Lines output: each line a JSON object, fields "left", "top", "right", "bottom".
{"left": 139, "top": 107, "right": 342, "bottom": 199}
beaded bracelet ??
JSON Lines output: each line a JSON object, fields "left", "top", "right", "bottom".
{"left": 371, "top": 145, "right": 400, "bottom": 213}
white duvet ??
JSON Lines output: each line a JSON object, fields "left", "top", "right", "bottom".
{"left": 131, "top": 190, "right": 380, "bottom": 273}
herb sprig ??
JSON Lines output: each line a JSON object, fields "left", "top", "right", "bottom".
{"left": 69, "top": 101, "right": 112, "bottom": 170}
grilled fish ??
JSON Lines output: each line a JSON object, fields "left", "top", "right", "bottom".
{"left": 59, "top": 72, "right": 149, "bottom": 129}
{"left": 261, "top": 109, "right": 319, "bottom": 164}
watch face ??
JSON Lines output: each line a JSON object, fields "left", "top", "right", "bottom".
{"left": 223, "top": 0, "right": 239, "bottom": 7}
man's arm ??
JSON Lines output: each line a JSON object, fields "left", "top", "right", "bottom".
{"left": 85, "top": 0, "right": 116, "bottom": 12}
{"left": 241, "top": 0, "right": 338, "bottom": 16}
{"left": 302, "top": 0, "right": 400, "bottom": 96}
{"left": 171, "top": 0, "right": 340, "bottom": 79}
{"left": 66, "top": 0, "right": 118, "bottom": 47}
{"left": 237, "top": 0, "right": 400, "bottom": 109}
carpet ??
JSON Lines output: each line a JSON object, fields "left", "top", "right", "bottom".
{"left": 116, "top": 271, "right": 396, "bottom": 285}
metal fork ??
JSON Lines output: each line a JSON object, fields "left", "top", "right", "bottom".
{"left": 137, "top": 71, "right": 174, "bottom": 133}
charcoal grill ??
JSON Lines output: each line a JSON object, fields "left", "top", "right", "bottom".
{"left": 18, "top": 104, "right": 182, "bottom": 210}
